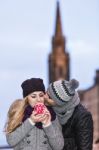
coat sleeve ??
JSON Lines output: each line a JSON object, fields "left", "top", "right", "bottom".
{"left": 75, "top": 111, "right": 93, "bottom": 150}
{"left": 43, "top": 116, "right": 64, "bottom": 150}
{"left": 6, "top": 119, "right": 35, "bottom": 147}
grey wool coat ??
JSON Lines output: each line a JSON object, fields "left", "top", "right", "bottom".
{"left": 6, "top": 117, "right": 64, "bottom": 150}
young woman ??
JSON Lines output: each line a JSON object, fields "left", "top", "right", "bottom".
{"left": 5, "top": 78, "right": 64, "bottom": 150}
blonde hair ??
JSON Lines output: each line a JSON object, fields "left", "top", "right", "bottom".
{"left": 5, "top": 94, "right": 55, "bottom": 134}
{"left": 5, "top": 98, "right": 28, "bottom": 134}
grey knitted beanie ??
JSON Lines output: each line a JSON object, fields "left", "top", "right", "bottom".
{"left": 47, "top": 79, "right": 79, "bottom": 105}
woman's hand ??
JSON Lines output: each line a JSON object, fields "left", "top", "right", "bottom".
{"left": 30, "top": 106, "right": 51, "bottom": 126}
{"left": 30, "top": 111, "right": 46, "bottom": 123}
{"left": 41, "top": 108, "right": 51, "bottom": 126}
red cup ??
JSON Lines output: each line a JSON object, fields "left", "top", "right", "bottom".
{"left": 34, "top": 103, "right": 45, "bottom": 114}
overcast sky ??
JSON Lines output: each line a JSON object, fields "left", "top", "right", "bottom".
{"left": 0, "top": 0, "right": 99, "bottom": 145}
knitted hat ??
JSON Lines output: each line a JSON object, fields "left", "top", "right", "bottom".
{"left": 21, "top": 78, "right": 45, "bottom": 97}
{"left": 47, "top": 79, "right": 79, "bottom": 105}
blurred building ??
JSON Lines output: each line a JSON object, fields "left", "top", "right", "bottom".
{"left": 48, "top": 1, "right": 70, "bottom": 83}
{"left": 48, "top": 2, "right": 99, "bottom": 150}
{"left": 79, "top": 70, "right": 99, "bottom": 146}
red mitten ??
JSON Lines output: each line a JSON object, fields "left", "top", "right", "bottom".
{"left": 34, "top": 103, "right": 45, "bottom": 114}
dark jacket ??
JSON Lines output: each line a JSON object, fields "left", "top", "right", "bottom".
{"left": 62, "top": 104, "right": 93, "bottom": 150}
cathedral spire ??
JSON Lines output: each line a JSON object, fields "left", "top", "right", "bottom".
{"left": 55, "top": 1, "right": 63, "bottom": 36}
{"left": 48, "top": 1, "right": 70, "bottom": 83}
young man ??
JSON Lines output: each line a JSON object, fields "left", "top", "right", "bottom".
{"left": 47, "top": 79, "right": 93, "bottom": 150}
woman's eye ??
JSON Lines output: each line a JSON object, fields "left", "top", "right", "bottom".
{"left": 31, "top": 96, "right": 36, "bottom": 98}
{"left": 40, "top": 94, "right": 44, "bottom": 97}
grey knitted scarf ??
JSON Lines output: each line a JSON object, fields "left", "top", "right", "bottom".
{"left": 52, "top": 92, "right": 80, "bottom": 125}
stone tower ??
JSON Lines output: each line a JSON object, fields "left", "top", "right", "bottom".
{"left": 48, "top": 1, "right": 70, "bottom": 83}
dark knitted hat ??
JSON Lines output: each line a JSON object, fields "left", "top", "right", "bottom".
{"left": 47, "top": 79, "right": 79, "bottom": 104}
{"left": 21, "top": 78, "right": 45, "bottom": 97}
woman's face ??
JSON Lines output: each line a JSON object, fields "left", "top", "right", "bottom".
{"left": 27, "top": 91, "right": 45, "bottom": 107}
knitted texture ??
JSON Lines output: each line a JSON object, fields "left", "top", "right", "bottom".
{"left": 47, "top": 79, "right": 80, "bottom": 124}
{"left": 21, "top": 78, "right": 45, "bottom": 97}
{"left": 47, "top": 79, "right": 79, "bottom": 104}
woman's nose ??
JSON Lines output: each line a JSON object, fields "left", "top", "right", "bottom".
{"left": 37, "top": 96, "right": 41, "bottom": 102}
